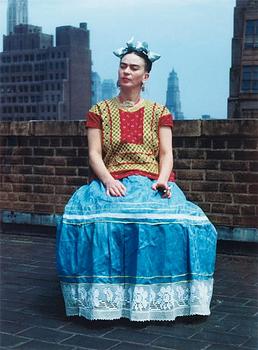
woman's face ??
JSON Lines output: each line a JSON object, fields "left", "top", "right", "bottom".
{"left": 118, "top": 53, "right": 149, "bottom": 90}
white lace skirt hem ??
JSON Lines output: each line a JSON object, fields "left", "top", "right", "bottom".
{"left": 61, "top": 279, "right": 213, "bottom": 322}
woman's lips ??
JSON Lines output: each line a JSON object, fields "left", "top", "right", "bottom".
{"left": 121, "top": 78, "right": 130, "bottom": 82}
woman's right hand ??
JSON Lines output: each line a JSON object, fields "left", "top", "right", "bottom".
{"left": 105, "top": 179, "right": 127, "bottom": 197}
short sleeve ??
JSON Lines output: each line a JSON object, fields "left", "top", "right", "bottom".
{"left": 85, "top": 104, "right": 102, "bottom": 129}
{"left": 86, "top": 112, "right": 102, "bottom": 128}
{"left": 159, "top": 106, "right": 174, "bottom": 128}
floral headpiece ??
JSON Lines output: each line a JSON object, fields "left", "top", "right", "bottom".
{"left": 113, "top": 37, "right": 161, "bottom": 63}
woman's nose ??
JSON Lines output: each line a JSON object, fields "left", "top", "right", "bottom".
{"left": 124, "top": 66, "right": 130, "bottom": 74}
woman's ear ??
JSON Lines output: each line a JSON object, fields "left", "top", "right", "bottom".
{"left": 143, "top": 72, "right": 150, "bottom": 83}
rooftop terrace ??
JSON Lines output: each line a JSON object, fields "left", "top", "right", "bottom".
{"left": 1, "top": 233, "right": 258, "bottom": 349}
{"left": 0, "top": 118, "right": 258, "bottom": 349}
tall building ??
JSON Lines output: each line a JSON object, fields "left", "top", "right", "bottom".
{"left": 102, "top": 79, "right": 117, "bottom": 100}
{"left": 91, "top": 71, "right": 102, "bottom": 105}
{"left": 7, "top": 0, "right": 28, "bottom": 34}
{"left": 0, "top": 23, "right": 92, "bottom": 121}
{"left": 165, "top": 69, "right": 184, "bottom": 120}
{"left": 228, "top": 0, "right": 258, "bottom": 118}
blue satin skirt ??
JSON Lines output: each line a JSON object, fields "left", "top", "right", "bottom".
{"left": 56, "top": 175, "right": 217, "bottom": 321}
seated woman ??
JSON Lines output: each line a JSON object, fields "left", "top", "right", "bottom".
{"left": 56, "top": 38, "right": 217, "bottom": 322}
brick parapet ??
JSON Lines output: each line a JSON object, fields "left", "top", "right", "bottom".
{"left": 0, "top": 120, "right": 257, "bottom": 232}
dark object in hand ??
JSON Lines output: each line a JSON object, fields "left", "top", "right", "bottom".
{"left": 157, "top": 185, "right": 167, "bottom": 194}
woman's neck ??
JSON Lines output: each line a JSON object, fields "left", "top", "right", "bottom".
{"left": 118, "top": 89, "right": 141, "bottom": 103}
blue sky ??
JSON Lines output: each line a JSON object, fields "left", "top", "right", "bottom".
{"left": 0, "top": 0, "right": 235, "bottom": 118}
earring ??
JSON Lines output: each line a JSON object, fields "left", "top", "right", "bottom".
{"left": 141, "top": 83, "right": 145, "bottom": 92}
{"left": 117, "top": 80, "right": 121, "bottom": 88}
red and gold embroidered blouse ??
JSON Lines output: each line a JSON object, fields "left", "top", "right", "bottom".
{"left": 86, "top": 98, "right": 175, "bottom": 181}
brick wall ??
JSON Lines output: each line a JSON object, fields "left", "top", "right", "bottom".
{"left": 0, "top": 120, "right": 257, "bottom": 235}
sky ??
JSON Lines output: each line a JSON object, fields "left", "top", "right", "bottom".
{"left": 0, "top": 0, "right": 235, "bottom": 119}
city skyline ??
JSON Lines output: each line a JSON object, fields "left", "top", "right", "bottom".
{"left": 0, "top": 0, "right": 235, "bottom": 119}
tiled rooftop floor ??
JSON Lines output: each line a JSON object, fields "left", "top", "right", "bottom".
{"left": 0, "top": 233, "right": 258, "bottom": 350}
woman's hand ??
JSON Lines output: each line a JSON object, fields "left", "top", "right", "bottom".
{"left": 151, "top": 181, "right": 172, "bottom": 199}
{"left": 105, "top": 179, "right": 127, "bottom": 197}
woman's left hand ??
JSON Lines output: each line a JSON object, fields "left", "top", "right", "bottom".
{"left": 151, "top": 181, "right": 172, "bottom": 199}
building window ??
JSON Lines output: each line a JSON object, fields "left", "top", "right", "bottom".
{"left": 245, "top": 20, "right": 258, "bottom": 49}
{"left": 241, "top": 65, "right": 258, "bottom": 92}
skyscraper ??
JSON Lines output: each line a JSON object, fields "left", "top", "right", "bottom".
{"left": 228, "top": 0, "right": 258, "bottom": 118}
{"left": 7, "top": 0, "right": 28, "bottom": 34}
{"left": 165, "top": 69, "right": 184, "bottom": 120}
{"left": 91, "top": 72, "right": 102, "bottom": 105}
{"left": 0, "top": 23, "right": 92, "bottom": 121}
{"left": 101, "top": 79, "right": 117, "bottom": 100}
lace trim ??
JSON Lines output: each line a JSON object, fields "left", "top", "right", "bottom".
{"left": 61, "top": 279, "right": 213, "bottom": 321}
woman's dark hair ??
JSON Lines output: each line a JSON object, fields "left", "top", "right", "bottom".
{"left": 121, "top": 50, "right": 152, "bottom": 73}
